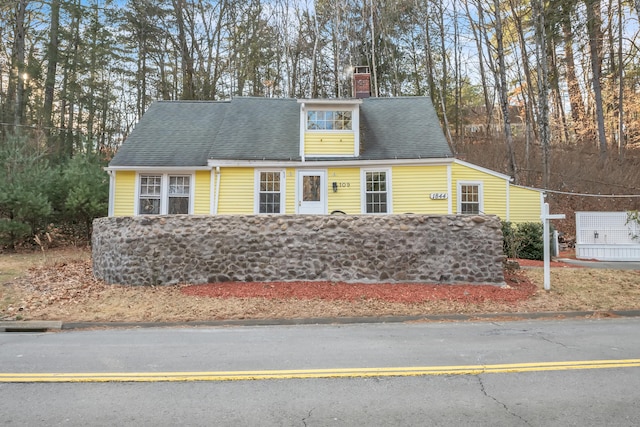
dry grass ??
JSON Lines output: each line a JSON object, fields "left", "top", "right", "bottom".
{"left": 1, "top": 247, "right": 639, "bottom": 323}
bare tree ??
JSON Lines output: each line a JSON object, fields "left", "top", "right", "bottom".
{"left": 492, "top": 0, "right": 518, "bottom": 181}
{"left": 43, "top": 0, "right": 59, "bottom": 134}
{"left": 12, "top": 0, "right": 28, "bottom": 128}
{"left": 585, "top": 0, "right": 608, "bottom": 164}
{"left": 532, "top": 0, "right": 550, "bottom": 188}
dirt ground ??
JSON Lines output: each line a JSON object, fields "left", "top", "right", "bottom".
{"left": 1, "top": 247, "right": 639, "bottom": 323}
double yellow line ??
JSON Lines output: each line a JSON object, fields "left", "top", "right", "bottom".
{"left": 2, "top": 359, "right": 639, "bottom": 383}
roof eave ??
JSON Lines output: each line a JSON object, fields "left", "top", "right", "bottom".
{"left": 207, "top": 157, "right": 455, "bottom": 168}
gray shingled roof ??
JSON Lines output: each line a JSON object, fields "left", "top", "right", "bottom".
{"left": 359, "top": 97, "right": 452, "bottom": 160}
{"left": 109, "top": 96, "right": 451, "bottom": 167}
{"left": 109, "top": 101, "right": 229, "bottom": 167}
{"left": 207, "top": 97, "right": 300, "bottom": 160}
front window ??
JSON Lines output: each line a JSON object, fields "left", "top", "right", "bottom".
{"left": 259, "top": 171, "right": 282, "bottom": 213}
{"left": 307, "top": 110, "right": 352, "bottom": 130}
{"left": 139, "top": 175, "right": 161, "bottom": 214}
{"left": 460, "top": 184, "right": 481, "bottom": 214}
{"left": 138, "top": 174, "right": 191, "bottom": 215}
{"left": 365, "top": 171, "right": 388, "bottom": 213}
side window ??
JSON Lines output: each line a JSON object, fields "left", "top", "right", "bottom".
{"left": 168, "top": 176, "right": 190, "bottom": 214}
{"left": 139, "top": 175, "right": 162, "bottom": 215}
{"left": 365, "top": 171, "right": 388, "bottom": 213}
{"left": 459, "top": 183, "right": 482, "bottom": 214}
{"left": 258, "top": 171, "right": 283, "bottom": 214}
{"left": 138, "top": 174, "right": 192, "bottom": 215}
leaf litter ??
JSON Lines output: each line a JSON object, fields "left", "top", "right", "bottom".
{"left": 1, "top": 249, "right": 639, "bottom": 323}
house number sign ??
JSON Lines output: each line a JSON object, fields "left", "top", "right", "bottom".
{"left": 430, "top": 193, "right": 448, "bottom": 200}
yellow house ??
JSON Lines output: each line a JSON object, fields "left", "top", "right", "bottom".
{"left": 107, "top": 96, "right": 542, "bottom": 222}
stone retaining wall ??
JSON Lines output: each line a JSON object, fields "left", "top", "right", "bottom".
{"left": 92, "top": 215, "right": 505, "bottom": 286}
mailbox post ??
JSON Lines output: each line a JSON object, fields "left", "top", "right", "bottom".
{"left": 541, "top": 202, "right": 565, "bottom": 291}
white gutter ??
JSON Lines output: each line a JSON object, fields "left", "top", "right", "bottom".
{"left": 206, "top": 157, "right": 455, "bottom": 168}
{"left": 105, "top": 166, "right": 211, "bottom": 172}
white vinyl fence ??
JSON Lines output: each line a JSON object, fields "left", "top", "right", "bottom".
{"left": 575, "top": 211, "right": 640, "bottom": 261}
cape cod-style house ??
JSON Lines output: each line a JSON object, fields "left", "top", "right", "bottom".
{"left": 106, "top": 71, "right": 542, "bottom": 221}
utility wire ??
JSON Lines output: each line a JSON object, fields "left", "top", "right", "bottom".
{"left": 543, "top": 189, "right": 640, "bottom": 198}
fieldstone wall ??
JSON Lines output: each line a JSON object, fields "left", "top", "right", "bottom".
{"left": 92, "top": 215, "right": 505, "bottom": 286}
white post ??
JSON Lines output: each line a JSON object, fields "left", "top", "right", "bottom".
{"left": 541, "top": 202, "right": 565, "bottom": 291}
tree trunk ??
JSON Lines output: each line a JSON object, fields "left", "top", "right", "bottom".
{"left": 585, "top": 0, "right": 608, "bottom": 164}
{"left": 561, "top": 13, "right": 586, "bottom": 142}
{"left": 310, "top": 9, "right": 319, "bottom": 98}
{"left": 618, "top": 0, "right": 625, "bottom": 161}
{"left": 13, "top": 0, "right": 28, "bottom": 128}
{"left": 493, "top": 0, "right": 518, "bottom": 182}
{"left": 532, "top": 0, "right": 551, "bottom": 188}
{"left": 43, "top": 0, "right": 59, "bottom": 134}
{"left": 172, "top": 0, "right": 195, "bottom": 100}
{"left": 465, "top": 0, "right": 494, "bottom": 136}
{"left": 369, "top": 0, "right": 378, "bottom": 97}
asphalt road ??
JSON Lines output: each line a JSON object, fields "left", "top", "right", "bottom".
{"left": 1, "top": 318, "right": 640, "bottom": 426}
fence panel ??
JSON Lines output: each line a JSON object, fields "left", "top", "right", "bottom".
{"left": 575, "top": 212, "right": 640, "bottom": 261}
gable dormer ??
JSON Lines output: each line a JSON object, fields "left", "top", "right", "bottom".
{"left": 298, "top": 99, "right": 362, "bottom": 160}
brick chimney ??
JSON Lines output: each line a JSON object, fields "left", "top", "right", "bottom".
{"left": 353, "top": 66, "right": 371, "bottom": 99}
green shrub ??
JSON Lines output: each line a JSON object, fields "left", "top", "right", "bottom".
{"left": 502, "top": 221, "right": 546, "bottom": 261}
{"left": 0, "top": 135, "right": 54, "bottom": 249}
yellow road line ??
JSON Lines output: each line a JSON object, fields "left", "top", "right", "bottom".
{"left": 2, "top": 359, "right": 640, "bottom": 383}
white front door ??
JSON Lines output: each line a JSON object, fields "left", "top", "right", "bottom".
{"left": 297, "top": 170, "right": 326, "bottom": 214}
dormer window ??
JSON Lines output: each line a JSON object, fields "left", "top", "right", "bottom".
{"left": 298, "top": 99, "right": 361, "bottom": 159}
{"left": 306, "top": 110, "right": 352, "bottom": 130}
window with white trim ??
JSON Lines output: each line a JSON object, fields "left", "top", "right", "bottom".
{"left": 257, "top": 171, "right": 284, "bottom": 214}
{"left": 364, "top": 170, "right": 389, "bottom": 213}
{"left": 168, "top": 176, "right": 190, "bottom": 214}
{"left": 139, "top": 175, "right": 162, "bottom": 214}
{"left": 458, "top": 182, "right": 482, "bottom": 214}
{"left": 306, "top": 110, "right": 352, "bottom": 130}
{"left": 138, "top": 174, "right": 191, "bottom": 215}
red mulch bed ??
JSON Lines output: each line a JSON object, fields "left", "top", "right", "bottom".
{"left": 181, "top": 269, "right": 538, "bottom": 304}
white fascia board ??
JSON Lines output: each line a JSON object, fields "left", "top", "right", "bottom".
{"left": 297, "top": 98, "right": 362, "bottom": 106}
{"left": 453, "top": 158, "right": 512, "bottom": 181}
{"left": 510, "top": 183, "right": 545, "bottom": 193}
{"left": 105, "top": 166, "right": 211, "bottom": 172}
{"left": 208, "top": 157, "right": 455, "bottom": 168}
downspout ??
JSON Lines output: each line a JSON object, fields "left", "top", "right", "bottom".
{"left": 299, "top": 102, "right": 306, "bottom": 162}
{"left": 107, "top": 170, "right": 114, "bottom": 217}
{"left": 446, "top": 164, "right": 452, "bottom": 214}
{"left": 214, "top": 166, "right": 221, "bottom": 214}
{"left": 505, "top": 179, "right": 510, "bottom": 222}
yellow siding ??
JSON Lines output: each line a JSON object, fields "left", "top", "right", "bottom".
{"left": 304, "top": 132, "right": 355, "bottom": 156}
{"left": 509, "top": 186, "right": 542, "bottom": 223}
{"left": 193, "top": 170, "right": 211, "bottom": 214}
{"left": 451, "top": 163, "right": 507, "bottom": 218}
{"left": 327, "top": 167, "right": 361, "bottom": 214}
{"left": 285, "top": 168, "right": 296, "bottom": 214}
{"left": 113, "top": 171, "right": 135, "bottom": 216}
{"left": 392, "top": 165, "right": 449, "bottom": 214}
{"left": 217, "top": 168, "right": 254, "bottom": 214}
